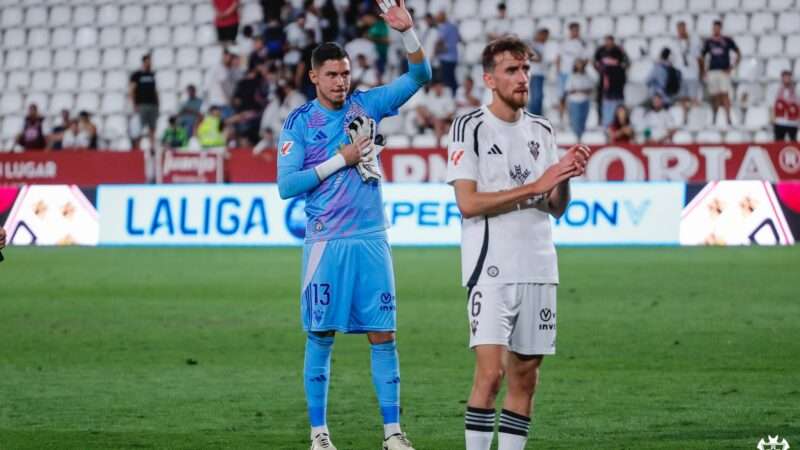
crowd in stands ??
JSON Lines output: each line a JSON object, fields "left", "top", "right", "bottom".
{"left": 9, "top": 0, "right": 800, "bottom": 152}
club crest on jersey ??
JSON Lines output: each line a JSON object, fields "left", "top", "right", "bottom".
{"left": 528, "top": 140, "right": 540, "bottom": 160}
{"left": 510, "top": 165, "right": 531, "bottom": 186}
{"left": 280, "top": 141, "right": 294, "bottom": 156}
{"left": 451, "top": 149, "right": 465, "bottom": 166}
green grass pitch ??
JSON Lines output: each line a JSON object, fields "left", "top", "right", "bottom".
{"left": 0, "top": 246, "right": 798, "bottom": 449}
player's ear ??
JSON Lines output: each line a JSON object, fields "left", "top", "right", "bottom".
{"left": 309, "top": 69, "right": 318, "bottom": 85}
{"left": 483, "top": 71, "right": 495, "bottom": 91}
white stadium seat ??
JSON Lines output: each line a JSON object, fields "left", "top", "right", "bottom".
{"left": 766, "top": 57, "right": 791, "bottom": 79}
{"left": 28, "top": 29, "right": 49, "bottom": 48}
{"left": 176, "top": 47, "right": 200, "bottom": 68}
{"left": 794, "top": 59, "right": 800, "bottom": 75}
{"left": 103, "top": 115, "right": 128, "bottom": 140}
{"left": 741, "top": 0, "right": 767, "bottom": 10}
{"left": 29, "top": 49, "right": 52, "bottom": 70}
{"left": 73, "top": 5, "right": 96, "bottom": 27}
{"left": 428, "top": 0, "right": 451, "bottom": 15}
{"left": 625, "top": 83, "right": 649, "bottom": 106}
{"left": 672, "top": 130, "right": 693, "bottom": 144}
{"left": 0, "top": 92, "right": 24, "bottom": 114}
{"left": 5, "top": 49, "right": 27, "bottom": 70}
{"left": 25, "top": 93, "right": 48, "bottom": 114}
{"left": 616, "top": 15, "right": 641, "bottom": 38}
{"left": 776, "top": 12, "right": 800, "bottom": 34}
{"left": 582, "top": 131, "right": 607, "bottom": 145}
{"left": 663, "top": 0, "right": 687, "bottom": 13}
{"left": 749, "top": 12, "right": 776, "bottom": 34}
{"left": 49, "top": 5, "right": 71, "bottom": 27}
{"left": 101, "top": 93, "right": 126, "bottom": 114}
{"left": 688, "top": 0, "right": 714, "bottom": 11}
{"left": 723, "top": 13, "right": 748, "bottom": 34}
{"left": 623, "top": 37, "right": 648, "bottom": 60}
{"left": 1, "top": 116, "right": 23, "bottom": 140}
{"left": 628, "top": 61, "right": 651, "bottom": 84}
{"left": 148, "top": 27, "right": 172, "bottom": 47}
{"left": 156, "top": 70, "right": 178, "bottom": 91}
{"left": 98, "top": 4, "right": 120, "bottom": 26}
{"left": 696, "top": 130, "right": 723, "bottom": 143}
{"left": 121, "top": 5, "right": 145, "bottom": 26}
{"left": 76, "top": 28, "right": 98, "bottom": 49}
{"left": 557, "top": 0, "right": 581, "bottom": 17}
{"left": 636, "top": 0, "right": 660, "bottom": 13}
{"left": 76, "top": 92, "right": 100, "bottom": 112}
{"left": 464, "top": 41, "right": 485, "bottom": 64}
{"left": 785, "top": 35, "right": 800, "bottom": 57}
{"left": 145, "top": 5, "right": 168, "bottom": 26}
{"left": 51, "top": 28, "right": 74, "bottom": 49}
{"left": 1, "top": 7, "right": 23, "bottom": 29}
{"left": 768, "top": 0, "right": 794, "bottom": 9}
{"left": 758, "top": 35, "right": 783, "bottom": 57}
{"left": 458, "top": 19, "right": 482, "bottom": 42}
{"left": 669, "top": 14, "right": 695, "bottom": 34}
{"left": 687, "top": 105, "right": 712, "bottom": 131}
{"left": 100, "top": 27, "right": 123, "bottom": 48}
{"left": 507, "top": 0, "right": 533, "bottom": 16}
{"left": 695, "top": 13, "right": 718, "bottom": 35}
{"left": 590, "top": 16, "right": 615, "bottom": 39}
{"left": 53, "top": 50, "right": 76, "bottom": 70}
{"left": 194, "top": 4, "right": 215, "bottom": 23}
{"left": 104, "top": 71, "right": 129, "bottom": 91}
{"left": 412, "top": 134, "right": 438, "bottom": 148}
{"left": 124, "top": 27, "right": 147, "bottom": 47}
{"left": 3, "top": 29, "right": 26, "bottom": 48}
{"left": 173, "top": 26, "right": 196, "bottom": 47}
{"left": 716, "top": 0, "right": 740, "bottom": 11}
{"left": 196, "top": 25, "right": 217, "bottom": 46}
{"left": 160, "top": 92, "right": 178, "bottom": 115}
{"left": 609, "top": 0, "right": 633, "bottom": 14}
{"left": 744, "top": 106, "right": 769, "bottom": 130}
{"left": 179, "top": 69, "right": 203, "bottom": 89}
{"left": 385, "top": 135, "right": 410, "bottom": 148}
{"left": 724, "top": 130, "right": 750, "bottom": 143}
{"left": 641, "top": 16, "right": 667, "bottom": 37}
{"left": 56, "top": 71, "right": 79, "bottom": 91}
{"left": 736, "top": 35, "right": 757, "bottom": 56}
{"left": 153, "top": 48, "right": 175, "bottom": 70}
{"left": 736, "top": 57, "right": 762, "bottom": 81}
{"left": 241, "top": 2, "right": 263, "bottom": 23}
{"left": 452, "top": 0, "right": 478, "bottom": 20}
{"left": 127, "top": 48, "right": 149, "bottom": 68}
{"left": 511, "top": 18, "right": 534, "bottom": 41}
{"left": 25, "top": 6, "right": 47, "bottom": 27}
{"left": 102, "top": 49, "right": 125, "bottom": 70}
{"left": 50, "top": 93, "right": 75, "bottom": 115}
{"left": 536, "top": 17, "right": 562, "bottom": 38}
{"left": 201, "top": 46, "right": 223, "bottom": 67}
{"left": 649, "top": 37, "right": 674, "bottom": 59}
{"left": 584, "top": 0, "right": 607, "bottom": 15}
{"left": 170, "top": 4, "right": 193, "bottom": 25}
{"left": 753, "top": 130, "right": 771, "bottom": 143}
{"left": 7, "top": 71, "right": 30, "bottom": 90}
{"left": 80, "top": 71, "right": 104, "bottom": 91}
{"left": 78, "top": 49, "right": 101, "bottom": 69}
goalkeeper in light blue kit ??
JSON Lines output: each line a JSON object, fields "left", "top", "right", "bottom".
{"left": 276, "top": 1, "right": 431, "bottom": 449}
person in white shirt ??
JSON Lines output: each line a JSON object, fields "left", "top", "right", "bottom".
{"left": 446, "top": 37, "right": 588, "bottom": 450}
{"left": 351, "top": 53, "right": 380, "bottom": 92}
{"left": 61, "top": 119, "right": 91, "bottom": 149}
{"left": 205, "top": 50, "right": 242, "bottom": 118}
{"left": 672, "top": 21, "right": 703, "bottom": 124}
{"left": 419, "top": 13, "right": 440, "bottom": 72}
{"left": 414, "top": 80, "right": 455, "bottom": 145}
{"left": 642, "top": 94, "right": 676, "bottom": 143}
{"left": 485, "top": 3, "right": 508, "bottom": 40}
{"left": 455, "top": 76, "right": 483, "bottom": 116}
{"left": 345, "top": 30, "right": 379, "bottom": 67}
{"left": 527, "top": 28, "right": 550, "bottom": 116}
{"left": 555, "top": 22, "right": 590, "bottom": 120}
{"left": 565, "top": 59, "right": 594, "bottom": 141}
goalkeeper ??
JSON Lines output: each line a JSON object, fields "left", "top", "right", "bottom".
{"left": 276, "top": 1, "right": 431, "bottom": 449}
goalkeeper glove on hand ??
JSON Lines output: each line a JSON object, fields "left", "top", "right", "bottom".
{"left": 347, "top": 116, "right": 383, "bottom": 183}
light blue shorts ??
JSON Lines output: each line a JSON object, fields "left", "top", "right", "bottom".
{"left": 300, "top": 231, "right": 396, "bottom": 333}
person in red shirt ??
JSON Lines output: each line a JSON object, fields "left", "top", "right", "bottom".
{"left": 772, "top": 70, "right": 799, "bottom": 141}
{"left": 607, "top": 104, "right": 635, "bottom": 143}
{"left": 16, "top": 104, "right": 47, "bottom": 151}
{"left": 213, "top": 0, "right": 240, "bottom": 45}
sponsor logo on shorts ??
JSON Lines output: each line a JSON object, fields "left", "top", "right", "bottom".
{"left": 380, "top": 292, "right": 395, "bottom": 312}
{"left": 313, "top": 308, "right": 324, "bottom": 324}
{"left": 487, "top": 266, "right": 499, "bottom": 277}
{"left": 757, "top": 435, "right": 790, "bottom": 450}
{"left": 471, "top": 319, "right": 479, "bottom": 336}
{"left": 539, "top": 308, "right": 556, "bottom": 330}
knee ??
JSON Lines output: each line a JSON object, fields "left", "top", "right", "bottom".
{"left": 508, "top": 365, "right": 540, "bottom": 395}
{"left": 367, "top": 331, "right": 395, "bottom": 345}
{"left": 474, "top": 366, "right": 505, "bottom": 397}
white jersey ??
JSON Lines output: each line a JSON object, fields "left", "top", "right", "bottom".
{"left": 446, "top": 105, "right": 560, "bottom": 287}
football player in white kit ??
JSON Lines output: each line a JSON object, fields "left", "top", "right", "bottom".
{"left": 446, "top": 37, "right": 589, "bottom": 450}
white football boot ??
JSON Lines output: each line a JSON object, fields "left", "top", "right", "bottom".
{"left": 383, "top": 432, "right": 415, "bottom": 450}
{"left": 310, "top": 432, "right": 337, "bottom": 450}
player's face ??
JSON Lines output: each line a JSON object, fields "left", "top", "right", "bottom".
{"left": 310, "top": 58, "right": 351, "bottom": 108}
{"left": 484, "top": 52, "right": 530, "bottom": 110}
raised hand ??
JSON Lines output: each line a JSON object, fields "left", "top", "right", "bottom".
{"left": 559, "top": 144, "right": 591, "bottom": 177}
{"left": 376, "top": 0, "right": 413, "bottom": 32}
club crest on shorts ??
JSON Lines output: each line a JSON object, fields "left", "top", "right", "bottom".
{"left": 280, "top": 141, "right": 294, "bottom": 156}
{"left": 528, "top": 140, "right": 540, "bottom": 160}
{"left": 486, "top": 265, "right": 499, "bottom": 277}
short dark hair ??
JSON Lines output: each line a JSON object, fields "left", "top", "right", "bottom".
{"left": 568, "top": 22, "right": 580, "bottom": 29}
{"left": 713, "top": 20, "right": 722, "bottom": 27}
{"left": 482, "top": 36, "right": 533, "bottom": 72}
{"left": 311, "top": 42, "right": 349, "bottom": 69}
{"left": 497, "top": 3, "right": 506, "bottom": 10}
{"left": 660, "top": 47, "right": 671, "bottom": 60}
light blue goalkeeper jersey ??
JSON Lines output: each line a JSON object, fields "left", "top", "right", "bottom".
{"left": 277, "top": 61, "right": 430, "bottom": 242}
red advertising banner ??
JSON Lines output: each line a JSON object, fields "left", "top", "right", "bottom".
{"left": 0, "top": 151, "right": 146, "bottom": 185}
{"left": 226, "top": 149, "right": 277, "bottom": 183}
{"left": 159, "top": 150, "right": 224, "bottom": 183}
{"left": 224, "top": 143, "right": 800, "bottom": 183}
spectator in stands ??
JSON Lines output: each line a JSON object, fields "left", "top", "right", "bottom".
{"left": 129, "top": 54, "right": 159, "bottom": 151}
{"left": 351, "top": 53, "right": 380, "bottom": 92}
{"left": 178, "top": 85, "right": 203, "bottom": 138}
{"left": 260, "top": 0, "right": 283, "bottom": 22}
{"left": 608, "top": 104, "right": 635, "bottom": 144}
{"left": 364, "top": 12, "right": 390, "bottom": 75}
{"left": 772, "top": 70, "right": 799, "bottom": 141}
{"left": 230, "top": 67, "right": 267, "bottom": 147}
{"left": 485, "top": 3, "right": 508, "bottom": 41}
{"left": 701, "top": 20, "right": 740, "bottom": 126}
{"left": 646, "top": 48, "right": 682, "bottom": 107}
{"left": 248, "top": 36, "right": 269, "bottom": 70}
{"left": 302, "top": 0, "right": 323, "bottom": 44}
{"left": 239, "top": 25, "right": 255, "bottom": 67}
{"left": 295, "top": 30, "right": 320, "bottom": 100}
{"left": 213, "top": 0, "right": 240, "bottom": 46}
{"left": 16, "top": 104, "right": 46, "bottom": 151}
{"left": 673, "top": 21, "right": 703, "bottom": 125}
{"left": 206, "top": 50, "right": 241, "bottom": 119}
{"left": 528, "top": 28, "right": 550, "bottom": 116}
{"left": 565, "top": 59, "right": 594, "bottom": 142}
{"left": 46, "top": 109, "right": 71, "bottom": 150}
{"left": 162, "top": 116, "right": 189, "bottom": 150}
{"left": 259, "top": 79, "right": 306, "bottom": 145}
{"left": 319, "top": 0, "right": 340, "bottom": 43}
{"left": 594, "top": 35, "right": 629, "bottom": 127}
{"left": 77, "top": 111, "right": 98, "bottom": 149}
{"left": 345, "top": 26, "right": 378, "bottom": 67}
{"left": 61, "top": 120, "right": 86, "bottom": 150}
{"left": 435, "top": 10, "right": 460, "bottom": 94}
{"left": 420, "top": 13, "right": 440, "bottom": 76}
{"left": 642, "top": 95, "right": 676, "bottom": 143}
{"left": 455, "top": 76, "right": 482, "bottom": 116}
{"left": 285, "top": 14, "right": 311, "bottom": 65}
{"left": 414, "top": 80, "right": 455, "bottom": 146}
{"left": 557, "top": 23, "right": 590, "bottom": 121}
{"left": 197, "top": 106, "right": 228, "bottom": 149}
{"left": 263, "top": 19, "right": 287, "bottom": 61}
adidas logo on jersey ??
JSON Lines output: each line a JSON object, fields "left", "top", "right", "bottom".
{"left": 313, "top": 130, "right": 327, "bottom": 141}
{"left": 488, "top": 144, "right": 503, "bottom": 155}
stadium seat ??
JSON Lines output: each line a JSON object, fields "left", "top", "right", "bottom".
{"left": 176, "top": 47, "right": 200, "bottom": 69}
{"left": 766, "top": 57, "right": 791, "bottom": 79}
{"left": 758, "top": 35, "right": 783, "bottom": 57}
{"left": 80, "top": 71, "right": 103, "bottom": 91}
{"left": 741, "top": 0, "right": 768, "bottom": 10}
{"left": 668, "top": 105, "right": 685, "bottom": 125}
{"left": 753, "top": 129, "right": 771, "bottom": 142}
{"left": 696, "top": 129, "right": 723, "bottom": 143}
{"left": 744, "top": 106, "right": 769, "bottom": 130}
{"left": 49, "top": 5, "right": 71, "bottom": 27}
{"left": 241, "top": 2, "right": 263, "bottom": 23}
{"left": 76, "top": 28, "right": 98, "bottom": 49}
{"left": 29, "top": 49, "right": 51, "bottom": 70}
{"left": 173, "top": 26, "right": 196, "bottom": 47}
{"left": 7, "top": 71, "right": 29, "bottom": 90}
{"left": 411, "top": 134, "right": 438, "bottom": 148}
{"left": 662, "top": 0, "right": 687, "bottom": 13}
{"left": 124, "top": 27, "right": 147, "bottom": 47}
{"left": 589, "top": 16, "right": 614, "bottom": 39}
{"left": 156, "top": 70, "right": 178, "bottom": 91}
{"left": 49, "top": 93, "right": 74, "bottom": 115}
{"left": 24, "top": 6, "right": 47, "bottom": 27}
{"left": 25, "top": 92, "right": 48, "bottom": 114}
{"left": 5, "top": 49, "right": 27, "bottom": 70}
{"left": 695, "top": 13, "right": 718, "bottom": 35}
{"left": 76, "top": 92, "right": 100, "bottom": 112}
{"left": 385, "top": 135, "right": 410, "bottom": 148}
{"left": 768, "top": 0, "right": 794, "bottom": 9}
{"left": 736, "top": 58, "right": 762, "bottom": 81}
{"left": 583, "top": 0, "right": 607, "bottom": 15}
{"left": 688, "top": 0, "right": 714, "bottom": 11}
{"left": 52, "top": 27, "right": 74, "bottom": 49}
{"left": 556, "top": 130, "right": 578, "bottom": 146}
{"left": 196, "top": 25, "right": 217, "bottom": 46}
{"left": 160, "top": 91, "right": 178, "bottom": 115}
{"left": 649, "top": 37, "right": 674, "bottom": 59}
{"left": 201, "top": 45, "right": 223, "bottom": 67}
{"left": 99, "top": 27, "right": 123, "bottom": 48}
{"left": 78, "top": 49, "right": 101, "bottom": 70}
{"left": 723, "top": 13, "right": 748, "bottom": 34}
{"left": 127, "top": 48, "right": 149, "bottom": 68}
{"left": 179, "top": 69, "right": 203, "bottom": 90}
{"left": 428, "top": 0, "right": 450, "bottom": 15}
{"left": 148, "top": 27, "right": 172, "bottom": 48}
{"left": 194, "top": 4, "right": 215, "bottom": 23}
{"left": 511, "top": 18, "right": 534, "bottom": 41}
{"left": 557, "top": 0, "right": 581, "bottom": 17}
{"left": 73, "top": 5, "right": 96, "bottom": 27}
{"left": 736, "top": 35, "right": 757, "bottom": 56}
{"left": 624, "top": 83, "right": 649, "bottom": 106}
{"left": 628, "top": 60, "right": 651, "bottom": 84}
{"left": 724, "top": 130, "right": 750, "bottom": 143}
{"left": 0, "top": 91, "right": 24, "bottom": 114}
{"left": 669, "top": 14, "right": 695, "bottom": 33}
{"left": 1, "top": 116, "right": 23, "bottom": 141}
{"left": 686, "top": 105, "right": 712, "bottom": 131}
{"left": 458, "top": 19, "right": 482, "bottom": 42}
{"left": 526, "top": 0, "right": 553, "bottom": 17}
{"left": 53, "top": 49, "right": 76, "bottom": 70}
{"left": 777, "top": 12, "right": 800, "bottom": 34}
{"left": 537, "top": 17, "right": 562, "bottom": 38}
{"left": 406, "top": 0, "right": 429, "bottom": 16}
{"left": 169, "top": 4, "right": 193, "bottom": 25}
{"left": 716, "top": 0, "right": 740, "bottom": 11}
{"left": 609, "top": 0, "right": 633, "bottom": 14}
{"left": 672, "top": 130, "right": 693, "bottom": 144}
{"left": 785, "top": 35, "right": 800, "bottom": 57}
{"left": 145, "top": 5, "right": 168, "bottom": 26}
{"left": 104, "top": 71, "right": 128, "bottom": 91}
{"left": 121, "top": 5, "right": 145, "bottom": 26}
{"left": 749, "top": 12, "right": 776, "bottom": 34}
{"left": 641, "top": 15, "right": 667, "bottom": 37}
{"left": 623, "top": 37, "right": 648, "bottom": 60}
{"left": 98, "top": 4, "right": 120, "bottom": 26}
{"left": 1, "top": 7, "right": 23, "bottom": 29}
{"left": 616, "top": 15, "right": 641, "bottom": 38}
{"left": 794, "top": 58, "right": 800, "bottom": 75}
{"left": 582, "top": 130, "right": 607, "bottom": 145}
{"left": 101, "top": 92, "right": 126, "bottom": 114}
{"left": 736, "top": 82, "right": 764, "bottom": 107}
{"left": 28, "top": 29, "right": 50, "bottom": 48}
{"left": 636, "top": 0, "right": 661, "bottom": 13}
{"left": 102, "top": 49, "right": 125, "bottom": 70}
{"left": 3, "top": 29, "right": 26, "bottom": 48}
{"left": 152, "top": 48, "right": 174, "bottom": 70}
{"left": 56, "top": 71, "right": 79, "bottom": 91}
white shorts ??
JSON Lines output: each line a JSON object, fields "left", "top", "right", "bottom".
{"left": 467, "top": 283, "right": 557, "bottom": 356}
{"left": 706, "top": 70, "right": 732, "bottom": 96}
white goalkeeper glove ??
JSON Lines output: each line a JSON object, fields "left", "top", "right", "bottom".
{"left": 347, "top": 116, "right": 384, "bottom": 183}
